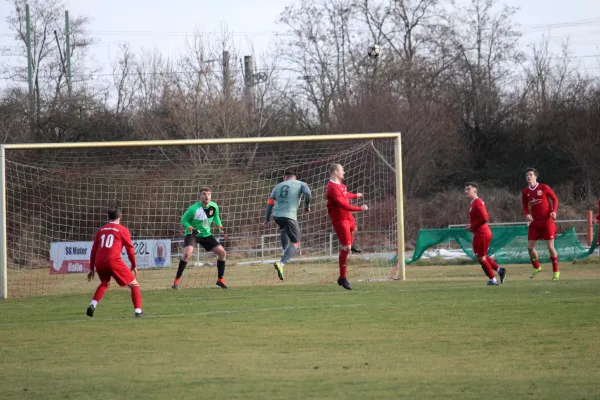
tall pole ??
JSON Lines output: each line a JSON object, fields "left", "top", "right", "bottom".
{"left": 25, "top": 4, "right": 34, "bottom": 111}
{"left": 65, "top": 10, "right": 72, "bottom": 97}
{"left": 395, "top": 134, "right": 406, "bottom": 280}
{"left": 0, "top": 146, "right": 7, "bottom": 300}
{"left": 243, "top": 55, "right": 254, "bottom": 111}
{"left": 222, "top": 50, "right": 230, "bottom": 98}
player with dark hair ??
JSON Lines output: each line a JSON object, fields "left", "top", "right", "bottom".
{"left": 172, "top": 187, "right": 229, "bottom": 289}
{"left": 464, "top": 182, "right": 506, "bottom": 285}
{"left": 86, "top": 206, "right": 145, "bottom": 318}
{"left": 264, "top": 169, "right": 311, "bottom": 280}
{"left": 327, "top": 163, "right": 368, "bottom": 290}
{"left": 521, "top": 168, "right": 560, "bottom": 280}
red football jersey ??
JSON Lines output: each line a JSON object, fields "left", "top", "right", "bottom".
{"left": 326, "top": 180, "right": 362, "bottom": 223}
{"left": 469, "top": 197, "right": 491, "bottom": 234}
{"left": 521, "top": 183, "right": 558, "bottom": 222}
{"left": 89, "top": 222, "right": 136, "bottom": 270}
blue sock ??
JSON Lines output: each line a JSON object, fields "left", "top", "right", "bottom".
{"left": 280, "top": 231, "right": 289, "bottom": 252}
{"left": 281, "top": 244, "right": 297, "bottom": 265}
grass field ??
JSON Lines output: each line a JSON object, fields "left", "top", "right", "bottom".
{"left": 1, "top": 262, "right": 600, "bottom": 399}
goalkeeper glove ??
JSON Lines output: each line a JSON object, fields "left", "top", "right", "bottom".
{"left": 188, "top": 227, "right": 200, "bottom": 236}
{"left": 218, "top": 227, "right": 228, "bottom": 240}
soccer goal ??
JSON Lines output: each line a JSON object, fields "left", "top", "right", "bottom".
{"left": 0, "top": 133, "right": 405, "bottom": 298}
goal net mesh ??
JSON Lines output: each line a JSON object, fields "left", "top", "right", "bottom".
{"left": 4, "top": 138, "right": 399, "bottom": 297}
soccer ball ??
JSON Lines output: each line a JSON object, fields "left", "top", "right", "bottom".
{"left": 367, "top": 44, "right": 380, "bottom": 59}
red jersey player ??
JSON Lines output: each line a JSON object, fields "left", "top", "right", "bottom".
{"left": 521, "top": 168, "right": 560, "bottom": 280}
{"left": 464, "top": 182, "right": 506, "bottom": 285}
{"left": 86, "top": 206, "right": 145, "bottom": 318}
{"left": 326, "top": 163, "right": 368, "bottom": 290}
{"left": 596, "top": 200, "right": 600, "bottom": 246}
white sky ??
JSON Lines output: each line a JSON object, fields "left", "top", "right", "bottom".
{"left": 0, "top": 0, "right": 599, "bottom": 87}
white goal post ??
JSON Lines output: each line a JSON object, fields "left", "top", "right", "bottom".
{"left": 0, "top": 133, "right": 405, "bottom": 299}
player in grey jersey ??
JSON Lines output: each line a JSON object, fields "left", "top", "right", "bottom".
{"left": 264, "top": 170, "right": 311, "bottom": 280}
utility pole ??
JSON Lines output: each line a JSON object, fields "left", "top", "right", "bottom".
{"left": 222, "top": 50, "right": 230, "bottom": 98}
{"left": 243, "top": 55, "right": 254, "bottom": 111}
{"left": 65, "top": 10, "right": 72, "bottom": 97}
{"left": 25, "top": 4, "right": 34, "bottom": 112}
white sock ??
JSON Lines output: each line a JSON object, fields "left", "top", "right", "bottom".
{"left": 135, "top": 308, "right": 142, "bottom": 314}
{"left": 491, "top": 277, "right": 497, "bottom": 283}
{"left": 90, "top": 300, "right": 98, "bottom": 308}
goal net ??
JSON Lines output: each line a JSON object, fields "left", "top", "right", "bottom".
{"left": 0, "top": 134, "right": 404, "bottom": 298}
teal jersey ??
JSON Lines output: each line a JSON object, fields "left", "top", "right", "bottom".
{"left": 268, "top": 179, "right": 311, "bottom": 220}
{"left": 181, "top": 201, "right": 222, "bottom": 237}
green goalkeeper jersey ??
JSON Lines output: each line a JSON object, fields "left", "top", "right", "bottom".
{"left": 181, "top": 201, "right": 222, "bottom": 237}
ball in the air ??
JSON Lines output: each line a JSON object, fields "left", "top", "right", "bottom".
{"left": 368, "top": 44, "right": 380, "bottom": 59}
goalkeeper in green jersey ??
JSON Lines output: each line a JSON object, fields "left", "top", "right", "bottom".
{"left": 264, "top": 170, "right": 311, "bottom": 280}
{"left": 172, "top": 187, "right": 229, "bottom": 289}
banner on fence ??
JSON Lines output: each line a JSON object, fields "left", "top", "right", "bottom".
{"left": 49, "top": 239, "right": 171, "bottom": 274}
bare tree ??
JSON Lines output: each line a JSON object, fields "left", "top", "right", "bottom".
{"left": 0, "top": 88, "right": 31, "bottom": 143}
{"left": 358, "top": 0, "right": 445, "bottom": 104}
{"left": 4, "top": 0, "right": 94, "bottom": 117}
{"left": 133, "top": 49, "right": 174, "bottom": 112}
{"left": 278, "top": 0, "right": 358, "bottom": 129}
{"left": 111, "top": 44, "right": 137, "bottom": 115}
{"left": 444, "top": 0, "right": 522, "bottom": 169}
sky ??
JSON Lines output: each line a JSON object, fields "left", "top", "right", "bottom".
{"left": 0, "top": 0, "right": 599, "bottom": 90}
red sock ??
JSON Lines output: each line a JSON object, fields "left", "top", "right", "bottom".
{"left": 131, "top": 285, "right": 142, "bottom": 309}
{"left": 487, "top": 257, "right": 500, "bottom": 271}
{"left": 479, "top": 259, "right": 495, "bottom": 279}
{"left": 551, "top": 256, "right": 559, "bottom": 272}
{"left": 531, "top": 258, "right": 541, "bottom": 269}
{"left": 339, "top": 249, "right": 349, "bottom": 278}
{"left": 93, "top": 282, "right": 109, "bottom": 302}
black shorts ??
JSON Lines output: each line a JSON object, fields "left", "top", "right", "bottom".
{"left": 184, "top": 234, "right": 221, "bottom": 251}
{"left": 274, "top": 217, "right": 301, "bottom": 243}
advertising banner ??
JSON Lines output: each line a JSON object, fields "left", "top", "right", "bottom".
{"left": 50, "top": 239, "right": 171, "bottom": 274}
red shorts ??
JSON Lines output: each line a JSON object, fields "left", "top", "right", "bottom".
{"left": 472, "top": 230, "right": 492, "bottom": 257}
{"left": 96, "top": 261, "right": 135, "bottom": 286}
{"left": 332, "top": 218, "right": 357, "bottom": 247}
{"left": 528, "top": 219, "right": 557, "bottom": 241}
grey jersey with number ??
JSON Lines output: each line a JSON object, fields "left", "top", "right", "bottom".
{"left": 269, "top": 179, "right": 311, "bottom": 220}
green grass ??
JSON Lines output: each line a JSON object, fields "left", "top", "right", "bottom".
{"left": 1, "top": 263, "right": 600, "bottom": 400}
